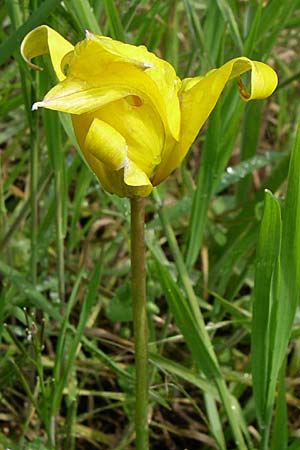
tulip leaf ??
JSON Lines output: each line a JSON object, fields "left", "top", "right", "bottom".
{"left": 252, "top": 124, "right": 300, "bottom": 442}
{"left": 268, "top": 124, "right": 300, "bottom": 390}
{"left": 251, "top": 189, "right": 281, "bottom": 427}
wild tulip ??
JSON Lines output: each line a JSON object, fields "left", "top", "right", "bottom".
{"left": 21, "top": 26, "right": 278, "bottom": 450}
{"left": 21, "top": 25, "right": 277, "bottom": 197}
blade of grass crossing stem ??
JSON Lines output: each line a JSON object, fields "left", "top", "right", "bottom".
{"left": 266, "top": 125, "right": 300, "bottom": 431}
{"left": 103, "top": 0, "right": 125, "bottom": 41}
{"left": 65, "top": 0, "right": 102, "bottom": 34}
{"left": 185, "top": 105, "right": 221, "bottom": 270}
{"left": 251, "top": 189, "right": 282, "bottom": 428}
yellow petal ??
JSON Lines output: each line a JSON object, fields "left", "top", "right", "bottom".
{"left": 124, "top": 159, "right": 152, "bottom": 190}
{"left": 72, "top": 114, "right": 153, "bottom": 197}
{"left": 93, "top": 98, "right": 164, "bottom": 177}
{"left": 32, "top": 74, "right": 134, "bottom": 113}
{"left": 153, "top": 57, "right": 278, "bottom": 185}
{"left": 65, "top": 34, "right": 181, "bottom": 140}
{"left": 84, "top": 118, "right": 127, "bottom": 170}
{"left": 32, "top": 59, "right": 170, "bottom": 134}
{"left": 20, "top": 25, "right": 73, "bottom": 81}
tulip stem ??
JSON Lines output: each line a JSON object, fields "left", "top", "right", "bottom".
{"left": 130, "top": 196, "right": 149, "bottom": 450}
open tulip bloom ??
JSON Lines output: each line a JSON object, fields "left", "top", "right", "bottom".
{"left": 21, "top": 25, "right": 277, "bottom": 198}
{"left": 21, "top": 25, "right": 277, "bottom": 449}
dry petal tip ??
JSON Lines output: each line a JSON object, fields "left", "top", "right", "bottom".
{"left": 85, "top": 30, "right": 94, "bottom": 39}
{"left": 120, "top": 155, "right": 129, "bottom": 171}
{"left": 31, "top": 101, "right": 43, "bottom": 111}
{"left": 143, "top": 61, "right": 153, "bottom": 69}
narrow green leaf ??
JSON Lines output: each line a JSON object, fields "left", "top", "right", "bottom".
{"left": 103, "top": 0, "right": 125, "bottom": 41}
{"left": 242, "top": 2, "right": 263, "bottom": 56}
{"left": 215, "top": 0, "right": 243, "bottom": 52}
{"left": 269, "top": 124, "right": 300, "bottom": 390}
{"left": 251, "top": 189, "right": 281, "bottom": 427}
{"left": 65, "top": 0, "right": 102, "bottom": 34}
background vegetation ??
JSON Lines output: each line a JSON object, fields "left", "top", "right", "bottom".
{"left": 1, "top": 0, "right": 300, "bottom": 449}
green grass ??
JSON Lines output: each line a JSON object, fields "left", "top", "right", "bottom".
{"left": 1, "top": 1, "right": 300, "bottom": 449}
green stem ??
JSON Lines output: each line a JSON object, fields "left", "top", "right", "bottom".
{"left": 130, "top": 197, "right": 149, "bottom": 450}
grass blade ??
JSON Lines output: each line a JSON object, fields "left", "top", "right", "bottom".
{"left": 65, "top": 0, "right": 102, "bottom": 34}
{"left": 270, "top": 124, "right": 300, "bottom": 380}
{"left": 103, "top": 0, "right": 125, "bottom": 41}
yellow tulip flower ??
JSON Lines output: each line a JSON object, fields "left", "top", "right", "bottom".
{"left": 21, "top": 25, "right": 277, "bottom": 197}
